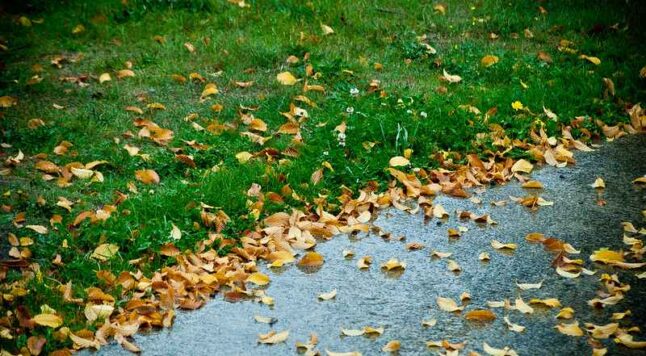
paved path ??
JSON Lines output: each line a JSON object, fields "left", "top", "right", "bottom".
{"left": 97, "top": 134, "right": 646, "bottom": 355}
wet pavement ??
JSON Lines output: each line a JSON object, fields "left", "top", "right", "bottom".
{"left": 97, "top": 134, "right": 646, "bottom": 355}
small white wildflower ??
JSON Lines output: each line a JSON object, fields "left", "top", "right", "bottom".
{"left": 421, "top": 111, "right": 428, "bottom": 118}
{"left": 407, "top": 109, "right": 413, "bottom": 114}
{"left": 346, "top": 106, "right": 354, "bottom": 114}
{"left": 337, "top": 132, "right": 346, "bottom": 147}
{"left": 323, "top": 151, "right": 329, "bottom": 156}
{"left": 350, "top": 87, "right": 359, "bottom": 95}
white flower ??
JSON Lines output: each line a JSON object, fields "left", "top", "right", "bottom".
{"left": 350, "top": 87, "right": 359, "bottom": 95}
{"left": 407, "top": 109, "right": 413, "bottom": 114}
{"left": 421, "top": 111, "right": 428, "bottom": 118}
{"left": 346, "top": 106, "right": 354, "bottom": 114}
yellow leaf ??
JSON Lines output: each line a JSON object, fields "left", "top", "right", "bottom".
{"left": 25, "top": 225, "right": 48, "bottom": 234}
{"left": 99, "top": 73, "right": 111, "bottom": 83}
{"left": 555, "top": 321, "right": 584, "bottom": 337}
{"left": 72, "top": 24, "right": 85, "bottom": 34}
{"left": 246, "top": 272, "right": 270, "bottom": 286}
{"left": 580, "top": 55, "right": 601, "bottom": 65}
{"left": 511, "top": 159, "right": 533, "bottom": 173}
{"left": 436, "top": 297, "right": 463, "bottom": 312}
{"left": 491, "top": 240, "right": 517, "bottom": 250}
{"left": 91, "top": 243, "right": 119, "bottom": 261}
{"left": 481, "top": 55, "right": 499, "bottom": 67}
{"left": 529, "top": 298, "right": 561, "bottom": 308}
{"left": 116, "top": 69, "right": 135, "bottom": 79}
{"left": 465, "top": 309, "right": 496, "bottom": 321}
{"left": 382, "top": 340, "right": 400, "bottom": 352}
{"left": 556, "top": 307, "right": 575, "bottom": 319}
{"left": 590, "top": 248, "right": 624, "bottom": 263}
{"left": 590, "top": 177, "right": 605, "bottom": 189}
{"left": 389, "top": 156, "right": 409, "bottom": 167}
{"left": 298, "top": 251, "right": 324, "bottom": 267}
{"left": 522, "top": 180, "right": 543, "bottom": 189}
{"left": 0, "top": 96, "right": 17, "bottom": 108}
{"left": 514, "top": 297, "right": 534, "bottom": 314}
{"left": 235, "top": 151, "right": 253, "bottom": 163}
{"left": 33, "top": 313, "right": 63, "bottom": 328}
{"left": 276, "top": 71, "right": 298, "bottom": 85}
{"left": 135, "top": 169, "right": 160, "bottom": 184}
{"left": 357, "top": 256, "right": 372, "bottom": 269}
{"left": 201, "top": 83, "right": 219, "bottom": 99}
{"left": 71, "top": 167, "right": 94, "bottom": 179}
{"left": 381, "top": 258, "right": 406, "bottom": 271}
{"left": 614, "top": 333, "right": 646, "bottom": 349}
{"left": 258, "top": 330, "right": 289, "bottom": 344}
{"left": 321, "top": 23, "right": 334, "bottom": 36}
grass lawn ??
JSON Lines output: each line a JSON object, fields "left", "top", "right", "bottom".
{"left": 1, "top": 0, "right": 645, "bottom": 353}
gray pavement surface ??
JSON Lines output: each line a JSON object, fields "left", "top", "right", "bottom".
{"left": 96, "top": 134, "right": 646, "bottom": 355}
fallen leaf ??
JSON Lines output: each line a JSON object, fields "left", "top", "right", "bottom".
{"left": 25, "top": 225, "right": 48, "bottom": 234}
{"left": 591, "top": 177, "right": 605, "bottom": 189}
{"left": 298, "top": 251, "right": 324, "bottom": 267}
{"left": 134, "top": 169, "right": 160, "bottom": 184}
{"left": 511, "top": 159, "right": 533, "bottom": 173}
{"left": 516, "top": 281, "right": 542, "bottom": 290}
{"left": 276, "top": 71, "right": 298, "bottom": 85}
{"left": 483, "top": 342, "right": 518, "bottom": 356}
{"left": 481, "top": 55, "right": 499, "bottom": 67}
{"left": 170, "top": 223, "right": 182, "bottom": 240}
{"left": 99, "top": 73, "right": 111, "bottom": 83}
{"left": 381, "top": 258, "right": 406, "bottom": 271}
{"left": 254, "top": 315, "right": 277, "bottom": 324}
{"left": 580, "top": 54, "right": 601, "bottom": 65}
{"left": 442, "top": 69, "right": 462, "bottom": 83}
{"left": 318, "top": 289, "right": 337, "bottom": 300}
{"left": 246, "top": 272, "right": 270, "bottom": 286}
{"left": 258, "top": 330, "right": 289, "bottom": 344}
{"left": 491, "top": 240, "right": 517, "bottom": 250}
{"left": 321, "top": 23, "right": 334, "bottom": 36}
{"left": 555, "top": 321, "right": 584, "bottom": 337}
{"left": 585, "top": 322, "right": 619, "bottom": 339}
{"left": 503, "top": 316, "right": 525, "bottom": 332}
{"left": 389, "top": 156, "right": 409, "bottom": 167}
{"left": 465, "top": 309, "right": 496, "bottom": 321}
{"left": 556, "top": 307, "right": 575, "bottom": 319}
{"left": 514, "top": 297, "right": 534, "bottom": 314}
{"left": 235, "top": 151, "right": 253, "bottom": 163}
{"left": 357, "top": 256, "right": 372, "bottom": 269}
{"left": 91, "top": 243, "right": 119, "bottom": 261}
{"left": 614, "top": 333, "right": 646, "bottom": 349}
{"left": 437, "top": 297, "right": 464, "bottom": 312}
{"left": 33, "top": 314, "right": 63, "bottom": 328}
{"left": 382, "top": 340, "right": 400, "bottom": 352}
{"left": 529, "top": 298, "right": 561, "bottom": 308}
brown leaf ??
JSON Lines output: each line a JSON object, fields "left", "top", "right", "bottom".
{"left": 134, "top": 169, "right": 160, "bottom": 184}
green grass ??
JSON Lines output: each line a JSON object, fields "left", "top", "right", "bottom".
{"left": 1, "top": 0, "right": 645, "bottom": 352}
